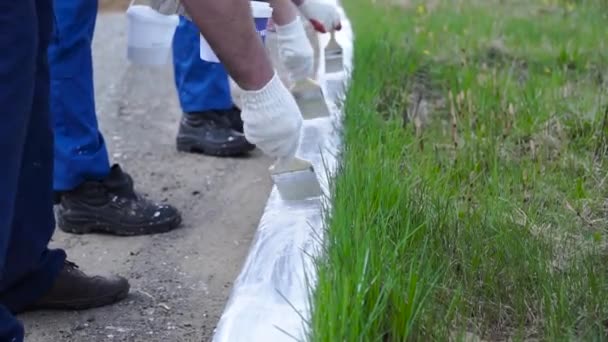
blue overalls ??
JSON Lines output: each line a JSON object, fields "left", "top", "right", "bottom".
{"left": 49, "top": 3, "right": 234, "bottom": 192}
{"left": 48, "top": 0, "right": 110, "bottom": 191}
{"left": 172, "top": 16, "right": 233, "bottom": 114}
{"left": 0, "top": 1, "right": 67, "bottom": 340}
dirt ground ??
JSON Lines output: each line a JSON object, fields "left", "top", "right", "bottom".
{"left": 18, "top": 13, "right": 273, "bottom": 342}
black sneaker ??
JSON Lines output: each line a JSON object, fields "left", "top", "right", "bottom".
{"left": 176, "top": 109, "right": 255, "bottom": 157}
{"left": 54, "top": 164, "right": 182, "bottom": 236}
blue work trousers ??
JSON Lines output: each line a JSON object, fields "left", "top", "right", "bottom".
{"left": 172, "top": 17, "right": 233, "bottom": 113}
{"left": 49, "top": 0, "right": 110, "bottom": 191}
{"left": 0, "top": 0, "right": 68, "bottom": 340}
{"left": 49, "top": 10, "right": 235, "bottom": 192}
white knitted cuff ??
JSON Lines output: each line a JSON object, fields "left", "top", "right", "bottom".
{"left": 241, "top": 71, "right": 292, "bottom": 122}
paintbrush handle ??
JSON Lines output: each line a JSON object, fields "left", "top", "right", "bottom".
{"left": 326, "top": 31, "right": 341, "bottom": 49}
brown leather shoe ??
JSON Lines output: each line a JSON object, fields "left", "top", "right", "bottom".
{"left": 23, "top": 261, "right": 130, "bottom": 311}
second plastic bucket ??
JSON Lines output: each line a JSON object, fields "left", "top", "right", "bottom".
{"left": 200, "top": 1, "right": 273, "bottom": 63}
{"left": 126, "top": 5, "right": 179, "bottom": 66}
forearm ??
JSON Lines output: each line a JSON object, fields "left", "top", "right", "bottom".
{"left": 180, "top": 0, "right": 273, "bottom": 90}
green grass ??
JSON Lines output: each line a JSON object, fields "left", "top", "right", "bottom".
{"left": 310, "top": 0, "right": 608, "bottom": 340}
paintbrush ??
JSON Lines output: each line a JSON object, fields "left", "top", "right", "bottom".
{"left": 269, "top": 156, "right": 322, "bottom": 201}
{"left": 324, "top": 31, "right": 343, "bottom": 73}
{"left": 290, "top": 78, "right": 331, "bottom": 120}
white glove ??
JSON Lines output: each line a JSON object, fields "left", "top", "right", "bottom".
{"left": 241, "top": 72, "right": 303, "bottom": 158}
{"left": 298, "top": 0, "right": 342, "bottom": 33}
{"left": 275, "top": 16, "right": 314, "bottom": 83}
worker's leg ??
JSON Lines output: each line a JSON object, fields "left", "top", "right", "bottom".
{"left": 0, "top": 0, "right": 67, "bottom": 311}
{"left": 48, "top": 0, "right": 109, "bottom": 191}
{"left": 48, "top": 0, "right": 182, "bottom": 236}
{"left": 0, "top": 1, "right": 41, "bottom": 339}
{"left": 0, "top": 0, "right": 128, "bottom": 319}
{"left": 173, "top": 17, "right": 255, "bottom": 157}
{"left": 173, "top": 17, "right": 233, "bottom": 114}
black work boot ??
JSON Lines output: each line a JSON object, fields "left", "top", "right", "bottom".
{"left": 55, "top": 164, "right": 182, "bottom": 236}
{"left": 21, "top": 260, "right": 129, "bottom": 312}
{"left": 176, "top": 108, "right": 255, "bottom": 157}
{"left": 223, "top": 105, "right": 245, "bottom": 133}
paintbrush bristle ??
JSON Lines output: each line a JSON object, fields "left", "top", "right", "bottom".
{"left": 325, "top": 54, "right": 343, "bottom": 73}
{"left": 272, "top": 168, "right": 323, "bottom": 201}
{"left": 270, "top": 158, "right": 323, "bottom": 201}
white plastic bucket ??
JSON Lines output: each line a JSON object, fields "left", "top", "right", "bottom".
{"left": 126, "top": 4, "right": 179, "bottom": 66}
{"left": 199, "top": 1, "right": 273, "bottom": 63}
{"left": 199, "top": 34, "right": 220, "bottom": 63}
{"left": 251, "top": 0, "right": 273, "bottom": 17}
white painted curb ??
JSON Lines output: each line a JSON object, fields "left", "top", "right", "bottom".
{"left": 212, "top": 4, "right": 353, "bottom": 341}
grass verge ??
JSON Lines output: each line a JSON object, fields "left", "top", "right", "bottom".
{"left": 311, "top": 0, "right": 608, "bottom": 340}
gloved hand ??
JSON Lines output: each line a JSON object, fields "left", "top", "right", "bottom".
{"left": 275, "top": 16, "right": 315, "bottom": 83}
{"left": 297, "top": 0, "right": 342, "bottom": 33}
{"left": 241, "top": 71, "right": 303, "bottom": 158}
